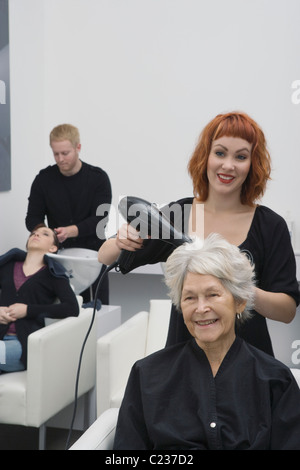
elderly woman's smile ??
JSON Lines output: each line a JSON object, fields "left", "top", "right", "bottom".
{"left": 181, "top": 272, "right": 245, "bottom": 355}
{"left": 195, "top": 319, "right": 218, "bottom": 326}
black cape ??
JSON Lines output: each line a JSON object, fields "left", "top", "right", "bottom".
{"left": 114, "top": 337, "right": 300, "bottom": 450}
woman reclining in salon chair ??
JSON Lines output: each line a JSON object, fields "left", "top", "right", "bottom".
{"left": 0, "top": 224, "right": 79, "bottom": 373}
{"left": 114, "top": 234, "right": 300, "bottom": 450}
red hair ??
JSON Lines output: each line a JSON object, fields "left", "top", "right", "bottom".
{"left": 188, "top": 111, "right": 271, "bottom": 206}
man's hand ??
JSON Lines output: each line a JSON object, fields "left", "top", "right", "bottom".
{"left": 54, "top": 225, "right": 79, "bottom": 243}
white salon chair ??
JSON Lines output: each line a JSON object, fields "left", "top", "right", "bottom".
{"left": 96, "top": 299, "right": 172, "bottom": 416}
{"left": 0, "top": 298, "right": 96, "bottom": 450}
{"left": 69, "top": 407, "right": 119, "bottom": 450}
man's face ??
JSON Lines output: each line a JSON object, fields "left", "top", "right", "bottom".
{"left": 51, "top": 139, "right": 81, "bottom": 176}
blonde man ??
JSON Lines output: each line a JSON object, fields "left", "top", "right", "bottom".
{"left": 26, "top": 124, "right": 112, "bottom": 303}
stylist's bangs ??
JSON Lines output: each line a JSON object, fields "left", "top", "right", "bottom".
{"left": 212, "top": 114, "right": 257, "bottom": 146}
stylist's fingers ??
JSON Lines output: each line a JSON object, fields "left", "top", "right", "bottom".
{"left": 127, "top": 224, "right": 143, "bottom": 241}
{"left": 117, "top": 224, "right": 143, "bottom": 251}
{"left": 118, "top": 223, "right": 139, "bottom": 239}
{"left": 54, "top": 227, "right": 67, "bottom": 243}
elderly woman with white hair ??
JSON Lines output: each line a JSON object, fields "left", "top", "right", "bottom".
{"left": 114, "top": 234, "right": 300, "bottom": 450}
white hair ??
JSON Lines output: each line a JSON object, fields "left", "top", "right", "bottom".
{"left": 164, "top": 233, "right": 255, "bottom": 322}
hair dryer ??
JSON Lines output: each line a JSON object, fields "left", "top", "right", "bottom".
{"left": 116, "top": 196, "right": 192, "bottom": 271}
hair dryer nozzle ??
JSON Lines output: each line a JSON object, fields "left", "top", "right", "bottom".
{"left": 118, "top": 196, "right": 191, "bottom": 247}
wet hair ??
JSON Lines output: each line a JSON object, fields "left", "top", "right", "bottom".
{"left": 188, "top": 111, "right": 271, "bottom": 206}
{"left": 49, "top": 123, "right": 80, "bottom": 148}
{"left": 164, "top": 233, "right": 255, "bottom": 323}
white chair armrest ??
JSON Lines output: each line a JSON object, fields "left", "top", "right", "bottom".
{"left": 44, "top": 295, "right": 83, "bottom": 326}
{"left": 146, "top": 299, "right": 171, "bottom": 355}
{"left": 97, "top": 311, "right": 148, "bottom": 415}
{"left": 69, "top": 408, "right": 119, "bottom": 450}
{"left": 26, "top": 308, "right": 96, "bottom": 427}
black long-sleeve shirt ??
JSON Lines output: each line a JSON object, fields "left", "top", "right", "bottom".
{"left": 25, "top": 161, "right": 112, "bottom": 251}
{"left": 114, "top": 337, "right": 300, "bottom": 450}
{"left": 0, "top": 249, "right": 79, "bottom": 367}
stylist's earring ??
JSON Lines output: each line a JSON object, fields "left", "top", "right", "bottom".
{"left": 236, "top": 312, "right": 242, "bottom": 320}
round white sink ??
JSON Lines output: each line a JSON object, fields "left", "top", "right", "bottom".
{"left": 48, "top": 248, "right": 102, "bottom": 294}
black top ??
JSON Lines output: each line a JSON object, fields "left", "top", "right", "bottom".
{"left": 25, "top": 161, "right": 112, "bottom": 251}
{"left": 0, "top": 249, "right": 79, "bottom": 367}
{"left": 116, "top": 197, "right": 300, "bottom": 355}
{"left": 114, "top": 337, "right": 300, "bottom": 450}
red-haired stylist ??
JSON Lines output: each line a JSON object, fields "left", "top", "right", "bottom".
{"left": 98, "top": 111, "right": 299, "bottom": 356}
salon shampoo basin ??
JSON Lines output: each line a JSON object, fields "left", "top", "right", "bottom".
{"left": 48, "top": 248, "right": 102, "bottom": 294}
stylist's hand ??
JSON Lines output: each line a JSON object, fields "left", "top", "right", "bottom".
{"left": 116, "top": 223, "right": 144, "bottom": 252}
{"left": 55, "top": 225, "right": 79, "bottom": 243}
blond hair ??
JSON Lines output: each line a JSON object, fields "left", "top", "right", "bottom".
{"left": 49, "top": 124, "right": 80, "bottom": 148}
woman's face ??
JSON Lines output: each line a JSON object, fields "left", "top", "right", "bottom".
{"left": 27, "top": 227, "right": 58, "bottom": 253}
{"left": 207, "top": 136, "right": 252, "bottom": 198}
{"left": 181, "top": 272, "right": 245, "bottom": 350}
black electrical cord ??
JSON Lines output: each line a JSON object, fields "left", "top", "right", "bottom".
{"left": 65, "top": 260, "right": 118, "bottom": 450}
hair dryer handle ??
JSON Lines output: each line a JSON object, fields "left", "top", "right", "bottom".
{"left": 116, "top": 249, "right": 137, "bottom": 273}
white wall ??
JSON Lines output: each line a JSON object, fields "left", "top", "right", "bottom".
{"left": 2, "top": 0, "right": 300, "bottom": 253}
